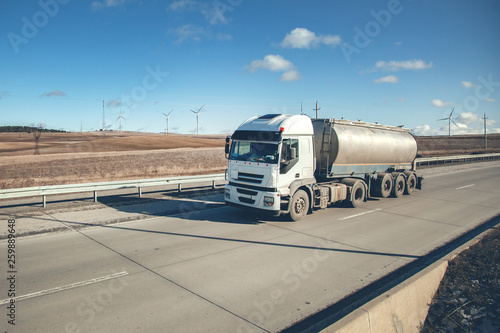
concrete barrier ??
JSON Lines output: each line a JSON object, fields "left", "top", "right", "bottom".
{"left": 321, "top": 231, "right": 488, "bottom": 333}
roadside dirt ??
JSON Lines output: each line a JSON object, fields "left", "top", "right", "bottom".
{"left": 421, "top": 227, "right": 500, "bottom": 333}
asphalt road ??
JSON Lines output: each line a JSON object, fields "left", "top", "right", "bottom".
{"left": 1, "top": 162, "right": 499, "bottom": 333}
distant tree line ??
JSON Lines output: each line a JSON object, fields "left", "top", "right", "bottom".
{"left": 0, "top": 126, "right": 66, "bottom": 133}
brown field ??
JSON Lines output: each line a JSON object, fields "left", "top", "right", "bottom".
{"left": 0, "top": 132, "right": 227, "bottom": 189}
{"left": 415, "top": 133, "right": 500, "bottom": 157}
{"left": 0, "top": 131, "right": 499, "bottom": 190}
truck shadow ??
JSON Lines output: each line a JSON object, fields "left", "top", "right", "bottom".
{"left": 98, "top": 192, "right": 276, "bottom": 225}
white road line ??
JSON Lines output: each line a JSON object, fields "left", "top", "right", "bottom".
{"left": 456, "top": 184, "right": 475, "bottom": 190}
{"left": 0, "top": 271, "right": 128, "bottom": 306}
{"left": 338, "top": 208, "right": 382, "bottom": 221}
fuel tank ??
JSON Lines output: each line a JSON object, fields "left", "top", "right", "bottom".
{"left": 312, "top": 119, "right": 418, "bottom": 176}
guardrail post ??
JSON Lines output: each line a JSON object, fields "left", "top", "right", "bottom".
{"left": 94, "top": 191, "right": 98, "bottom": 202}
{"left": 178, "top": 183, "right": 182, "bottom": 193}
{"left": 212, "top": 180, "right": 216, "bottom": 190}
{"left": 43, "top": 195, "right": 46, "bottom": 208}
{"left": 138, "top": 187, "right": 142, "bottom": 198}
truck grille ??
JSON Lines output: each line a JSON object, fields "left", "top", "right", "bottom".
{"left": 237, "top": 172, "right": 264, "bottom": 184}
{"left": 236, "top": 188, "right": 259, "bottom": 196}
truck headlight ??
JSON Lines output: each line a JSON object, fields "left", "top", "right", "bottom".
{"left": 264, "top": 196, "right": 274, "bottom": 206}
{"left": 225, "top": 188, "right": 231, "bottom": 199}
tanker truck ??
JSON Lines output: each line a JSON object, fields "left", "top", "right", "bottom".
{"left": 224, "top": 114, "right": 423, "bottom": 221}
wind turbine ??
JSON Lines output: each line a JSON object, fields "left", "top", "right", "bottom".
{"left": 116, "top": 109, "right": 126, "bottom": 133}
{"left": 190, "top": 104, "right": 205, "bottom": 135}
{"left": 162, "top": 109, "right": 174, "bottom": 135}
{"left": 437, "top": 107, "right": 457, "bottom": 136}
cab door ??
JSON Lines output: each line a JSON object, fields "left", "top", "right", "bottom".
{"left": 277, "top": 138, "right": 302, "bottom": 192}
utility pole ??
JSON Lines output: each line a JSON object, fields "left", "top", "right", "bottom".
{"left": 313, "top": 101, "right": 321, "bottom": 119}
{"left": 102, "top": 100, "right": 106, "bottom": 131}
{"left": 482, "top": 113, "right": 488, "bottom": 150}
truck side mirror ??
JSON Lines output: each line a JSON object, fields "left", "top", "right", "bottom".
{"left": 225, "top": 136, "right": 231, "bottom": 158}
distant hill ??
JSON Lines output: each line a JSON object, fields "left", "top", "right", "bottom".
{"left": 0, "top": 126, "right": 66, "bottom": 133}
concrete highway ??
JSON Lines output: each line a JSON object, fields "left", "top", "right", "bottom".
{"left": 1, "top": 162, "right": 499, "bottom": 332}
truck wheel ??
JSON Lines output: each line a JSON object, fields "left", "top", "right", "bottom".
{"left": 289, "top": 190, "right": 309, "bottom": 221}
{"left": 404, "top": 171, "right": 417, "bottom": 195}
{"left": 374, "top": 173, "right": 392, "bottom": 198}
{"left": 391, "top": 173, "right": 405, "bottom": 198}
{"left": 342, "top": 178, "right": 366, "bottom": 208}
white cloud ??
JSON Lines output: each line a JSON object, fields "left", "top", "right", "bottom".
{"left": 412, "top": 125, "right": 440, "bottom": 136}
{"left": 248, "top": 54, "right": 293, "bottom": 73}
{"left": 279, "top": 70, "right": 301, "bottom": 82}
{"left": 92, "top": 0, "right": 130, "bottom": 10}
{"left": 169, "top": 0, "right": 198, "bottom": 10}
{"left": 39, "top": 90, "right": 67, "bottom": 98}
{"left": 107, "top": 100, "right": 122, "bottom": 108}
{"left": 431, "top": 99, "right": 454, "bottom": 108}
{"left": 168, "top": 25, "right": 232, "bottom": 43}
{"left": 168, "top": 0, "right": 231, "bottom": 25}
{"left": 457, "top": 112, "right": 480, "bottom": 124}
{"left": 321, "top": 34, "right": 342, "bottom": 46}
{"left": 486, "top": 98, "right": 497, "bottom": 103}
{"left": 375, "top": 59, "right": 432, "bottom": 71}
{"left": 169, "top": 24, "right": 207, "bottom": 42}
{"left": 374, "top": 75, "right": 399, "bottom": 84}
{"left": 461, "top": 81, "right": 476, "bottom": 88}
{"left": 247, "top": 54, "right": 300, "bottom": 81}
{"left": 281, "top": 28, "right": 341, "bottom": 49}
{"left": 395, "top": 97, "right": 406, "bottom": 102}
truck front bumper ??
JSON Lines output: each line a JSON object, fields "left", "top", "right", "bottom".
{"left": 224, "top": 184, "right": 281, "bottom": 216}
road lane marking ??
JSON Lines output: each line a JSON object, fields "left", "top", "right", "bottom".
{"left": 338, "top": 208, "right": 382, "bottom": 221}
{"left": 0, "top": 271, "right": 128, "bottom": 305}
{"left": 456, "top": 184, "right": 475, "bottom": 190}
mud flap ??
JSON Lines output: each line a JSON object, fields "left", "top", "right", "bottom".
{"left": 416, "top": 175, "right": 424, "bottom": 190}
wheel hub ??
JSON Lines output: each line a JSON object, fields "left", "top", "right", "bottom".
{"left": 294, "top": 198, "right": 306, "bottom": 213}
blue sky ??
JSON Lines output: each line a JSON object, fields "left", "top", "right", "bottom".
{"left": 1, "top": 0, "right": 499, "bottom": 135}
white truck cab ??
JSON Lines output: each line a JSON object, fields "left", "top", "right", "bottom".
{"left": 224, "top": 114, "right": 314, "bottom": 217}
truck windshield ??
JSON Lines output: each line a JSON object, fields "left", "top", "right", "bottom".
{"left": 230, "top": 141, "right": 279, "bottom": 164}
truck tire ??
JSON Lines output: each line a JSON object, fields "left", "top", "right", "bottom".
{"left": 404, "top": 171, "right": 417, "bottom": 195}
{"left": 391, "top": 173, "right": 405, "bottom": 198}
{"left": 373, "top": 173, "right": 392, "bottom": 198}
{"left": 289, "top": 190, "right": 309, "bottom": 221}
{"left": 342, "top": 178, "right": 366, "bottom": 208}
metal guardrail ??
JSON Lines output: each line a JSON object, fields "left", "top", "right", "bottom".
{"left": 1, "top": 153, "right": 499, "bottom": 207}
{"left": 0, "top": 174, "right": 226, "bottom": 207}
{"left": 415, "top": 153, "right": 500, "bottom": 166}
